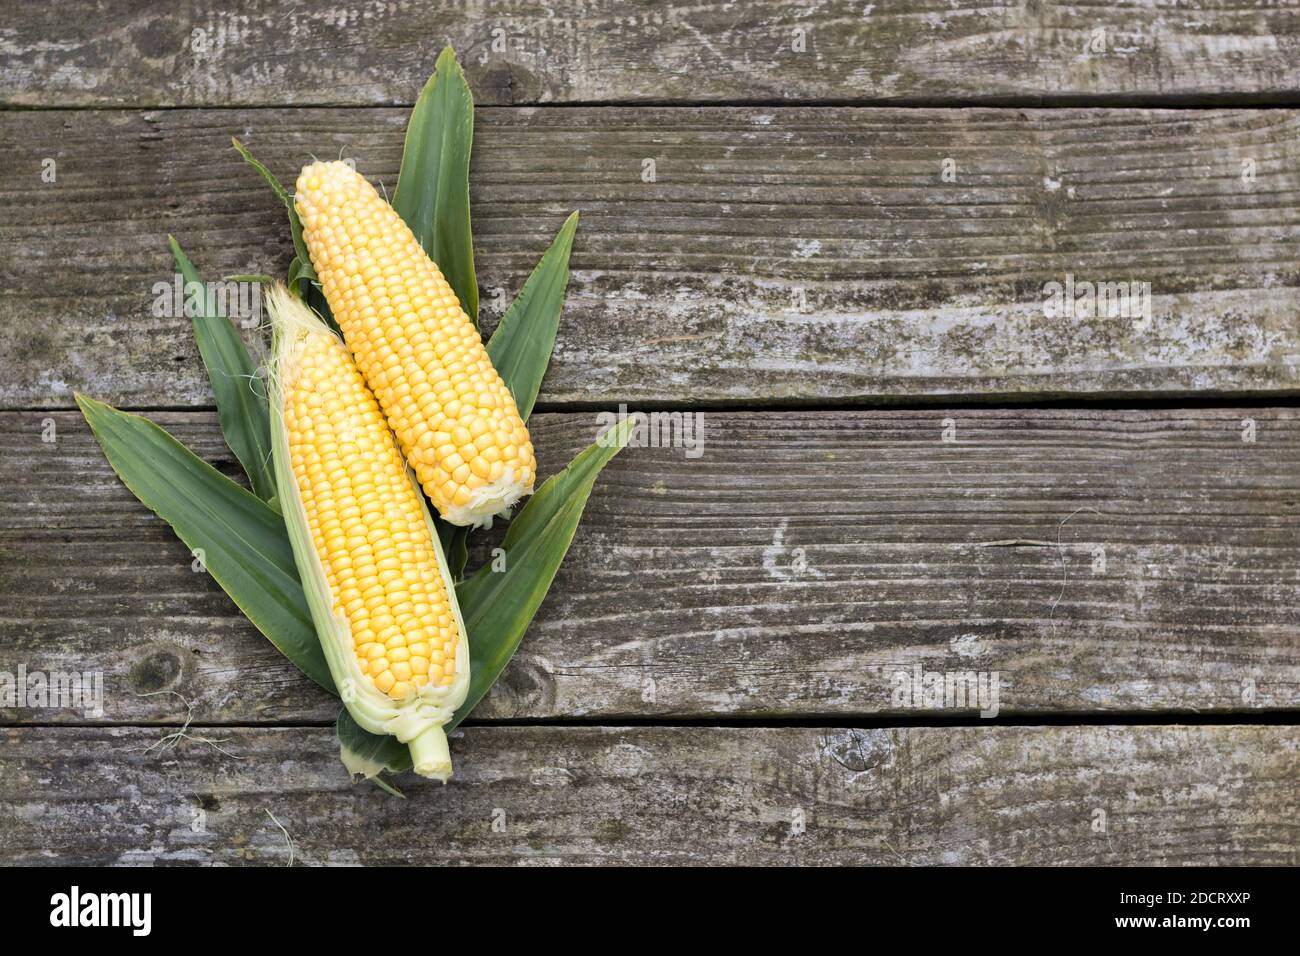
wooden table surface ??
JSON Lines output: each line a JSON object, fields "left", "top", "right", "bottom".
{"left": 1, "top": 0, "right": 1297, "bottom": 865}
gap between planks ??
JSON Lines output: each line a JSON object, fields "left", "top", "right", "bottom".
{"left": 6, "top": 712, "right": 1300, "bottom": 730}
{"left": 8, "top": 96, "right": 1300, "bottom": 113}
{"left": 12, "top": 394, "right": 1300, "bottom": 416}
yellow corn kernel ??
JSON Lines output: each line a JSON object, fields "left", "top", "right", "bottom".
{"left": 295, "top": 160, "right": 536, "bottom": 527}
{"left": 281, "top": 317, "right": 461, "bottom": 699}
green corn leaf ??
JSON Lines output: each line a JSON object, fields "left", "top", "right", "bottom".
{"left": 168, "top": 237, "right": 277, "bottom": 503}
{"left": 76, "top": 394, "right": 336, "bottom": 694}
{"left": 449, "top": 415, "right": 635, "bottom": 729}
{"left": 393, "top": 46, "right": 477, "bottom": 323}
{"left": 336, "top": 709, "right": 410, "bottom": 796}
{"left": 487, "top": 212, "right": 579, "bottom": 422}
{"left": 229, "top": 144, "right": 337, "bottom": 334}
{"left": 232, "top": 136, "right": 292, "bottom": 206}
{"left": 446, "top": 528, "right": 469, "bottom": 582}
{"left": 303, "top": 281, "right": 339, "bottom": 336}
{"left": 231, "top": 137, "right": 316, "bottom": 286}
{"left": 438, "top": 520, "right": 471, "bottom": 584}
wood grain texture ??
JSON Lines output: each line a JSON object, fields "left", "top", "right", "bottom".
{"left": 2, "top": 107, "right": 1299, "bottom": 409}
{"left": 1, "top": 724, "right": 1295, "bottom": 865}
{"left": 3, "top": 0, "right": 1300, "bottom": 108}
{"left": 4, "top": 408, "right": 1296, "bottom": 724}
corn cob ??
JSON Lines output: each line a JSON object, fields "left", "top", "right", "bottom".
{"left": 294, "top": 160, "right": 535, "bottom": 527}
{"left": 266, "top": 284, "right": 469, "bottom": 780}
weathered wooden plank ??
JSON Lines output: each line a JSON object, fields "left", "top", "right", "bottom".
{"left": 4, "top": 0, "right": 1300, "bottom": 108}
{"left": 3, "top": 408, "right": 1297, "bottom": 724}
{"left": 1, "top": 724, "right": 1294, "bottom": 865}
{"left": 3, "top": 107, "right": 1299, "bottom": 409}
